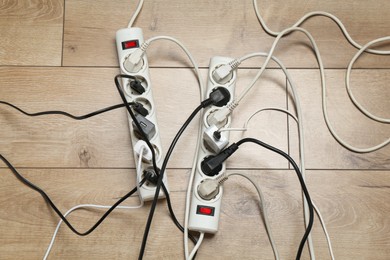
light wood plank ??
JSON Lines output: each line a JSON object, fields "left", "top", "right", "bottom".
{"left": 1, "top": 1, "right": 389, "bottom": 259}
{"left": 1, "top": 169, "right": 389, "bottom": 259}
{"left": 63, "top": 0, "right": 390, "bottom": 68}
{"left": 0, "top": 67, "right": 288, "bottom": 168}
{"left": 287, "top": 69, "right": 390, "bottom": 169}
{"left": 0, "top": 0, "right": 63, "bottom": 66}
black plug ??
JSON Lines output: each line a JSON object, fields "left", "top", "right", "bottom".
{"left": 132, "top": 114, "right": 156, "bottom": 140}
{"left": 130, "top": 80, "right": 145, "bottom": 94}
{"left": 144, "top": 168, "right": 159, "bottom": 185}
{"left": 201, "top": 143, "right": 239, "bottom": 176}
{"left": 213, "top": 131, "right": 221, "bottom": 140}
{"left": 201, "top": 87, "right": 231, "bottom": 108}
{"left": 133, "top": 102, "right": 149, "bottom": 117}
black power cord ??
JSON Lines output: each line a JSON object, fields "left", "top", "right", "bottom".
{"left": 0, "top": 100, "right": 163, "bottom": 235}
{"left": 1, "top": 75, "right": 228, "bottom": 256}
{"left": 201, "top": 137, "right": 314, "bottom": 260}
{"left": 236, "top": 138, "right": 314, "bottom": 260}
{"left": 1, "top": 92, "right": 199, "bottom": 245}
{"left": 0, "top": 100, "right": 136, "bottom": 120}
{"left": 138, "top": 103, "right": 204, "bottom": 259}
{"left": 115, "top": 74, "right": 218, "bottom": 251}
{"left": 0, "top": 152, "right": 146, "bottom": 236}
{"left": 137, "top": 86, "right": 230, "bottom": 259}
{"left": 1, "top": 82, "right": 199, "bottom": 249}
{"left": 0, "top": 95, "right": 195, "bottom": 240}
{"left": 114, "top": 75, "right": 160, "bottom": 177}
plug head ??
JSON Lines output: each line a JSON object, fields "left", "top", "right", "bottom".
{"left": 201, "top": 155, "right": 223, "bottom": 176}
{"left": 209, "top": 87, "right": 231, "bottom": 107}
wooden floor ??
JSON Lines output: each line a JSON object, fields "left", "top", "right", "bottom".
{"left": 0, "top": 0, "right": 389, "bottom": 259}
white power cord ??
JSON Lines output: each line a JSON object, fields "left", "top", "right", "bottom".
{"left": 236, "top": 27, "right": 321, "bottom": 104}
{"left": 122, "top": 2, "right": 357, "bottom": 259}
{"left": 188, "top": 232, "right": 205, "bottom": 260}
{"left": 127, "top": 35, "right": 206, "bottom": 260}
{"left": 227, "top": 172, "right": 280, "bottom": 260}
{"left": 120, "top": 33, "right": 206, "bottom": 259}
{"left": 43, "top": 204, "right": 142, "bottom": 260}
{"left": 250, "top": 0, "right": 389, "bottom": 154}
{"left": 126, "top": 36, "right": 204, "bottom": 92}
{"left": 346, "top": 36, "right": 390, "bottom": 123}
{"left": 212, "top": 26, "right": 389, "bottom": 154}
{"left": 210, "top": 27, "right": 321, "bottom": 122}
{"left": 223, "top": 107, "right": 336, "bottom": 260}
{"left": 252, "top": 0, "right": 390, "bottom": 55}
{"left": 132, "top": 35, "right": 207, "bottom": 260}
{"left": 227, "top": 171, "right": 334, "bottom": 260}
{"left": 212, "top": 46, "right": 319, "bottom": 258}
{"left": 220, "top": 107, "right": 298, "bottom": 134}
{"left": 245, "top": 53, "right": 334, "bottom": 259}
{"left": 260, "top": 108, "right": 336, "bottom": 260}
{"left": 313, "top": 204, "right": 335, "bottom": 260}
{"left": 197, "top": 164, "right": 336, "bottom": 260}
{"left": 210, "top": 2, "right": 390, "bottom": 153}
{"left": 128, "top": 0, "right": 145, "bottom": 28}
{"left": 197, "top": 167, "right": 335, "bottom": 260}
{"left": 42, "top": 146, "right": 147, "bottom": 260}
{"left": 216, "top": 51, "right": 336, "bottom": 259}
{"left": 126, "top": 2, "right": 208, "bottom": 254}
{"left": 184, "top": 124, "right": 204, "bottom": 260}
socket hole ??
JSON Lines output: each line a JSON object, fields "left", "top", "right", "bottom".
{"left": 134, "top": 142, "right": 160, "bottom": 163}
{"left": 124, "top": 76, "right": 149, "bottom": 96}
{"left": 203, "top": 139, "right": 214, "bottom": 153}
{"left": 151, "top": 143, "right": 161, "bottom": 162}
{"left": 134, "top": 97, "right": 153, "bottom": 114}
{"left": 205, "top": 109, "right": 228, "bottom": 128}
{"left": 142, "top": 166, "right": 158, "bottom": 187}
{"left": 201, "top": 155, "right": 222, "bottom": 176}
{"left": 212, "top": 64, "right": 233, "bottom": 85}
{"left": 123, "top": 55, "right": 145, "bottom": 74}
{"left": 210, "top": 87, "right": 231, "bottom": 107}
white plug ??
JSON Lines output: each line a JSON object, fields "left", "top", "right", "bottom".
{"left": 208, "top": 107, "right": 231, "bottom": 126}
{"left": 212, "top": 64, "right": 232, "bottom": 83}
{"left": 212, "top": 59, "right": 240, "bottom": 84}
{"left": 189, "top": 56, "right": 237, "bottom": 234}
{"left": 203, "top": 125, "right": 228, "bottom": 153}
{"left": 123, "top": 48, "right": 145, "bottom": 73}
{"left": 198, "top": 175, "right": 228, "bottom": 200}
{"left": 134, "top": 140, "right": 152, "bottom": 162}
{"left": 198, "top": 179, "right": 219, "bottom": 200}
{"left": 116, "top": 27, "right": 169, "bottom": 201}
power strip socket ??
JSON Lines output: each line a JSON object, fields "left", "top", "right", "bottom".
{"left": 116, "top": 27, "right": 168, "bottom": 201}
{"left": 188, "top": 56, "right": 237, "bottom": 233}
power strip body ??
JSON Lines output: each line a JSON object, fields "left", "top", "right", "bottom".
{"left": 116, "top": 27, "right": 168, "bottom": 201}
{"left": 188, "top": 56, "right": 236, "bottom": 233}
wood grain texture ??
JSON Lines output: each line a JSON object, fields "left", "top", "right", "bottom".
{"left": 287, "top": 69, "right": 390, "bottom": 169}
{"left": 1, "top": 0, "right": 389, "bottom": 259}
{"left": 0, "top": 67, "right": 288, "bottom": 168}
{"left": 1, "top": 169, "right": 389, "bottom": 259}
{"left": 0, "top": 0, "right": 63, "bottom": 66}
{"left": 63, "top": 0, "right": 390, "bottom": 68}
